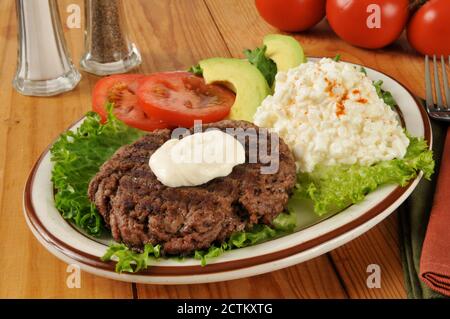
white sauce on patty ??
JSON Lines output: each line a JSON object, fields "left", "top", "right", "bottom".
{"left": 149, "top": 130, "right": 245, "bottom": 187}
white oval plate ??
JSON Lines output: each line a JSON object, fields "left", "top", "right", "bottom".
{"left": 23, "top": 60, "right": 431, "bottom": 284}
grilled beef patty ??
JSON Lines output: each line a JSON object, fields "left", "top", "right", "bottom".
{"left": 88, "top": 120, "right": 296, "bottom": 255}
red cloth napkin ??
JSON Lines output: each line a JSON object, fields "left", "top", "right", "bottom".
{"left": 420, "top": 128, "right": 450, "bottom": 297}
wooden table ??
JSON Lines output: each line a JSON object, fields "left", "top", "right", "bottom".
{"left": 0, "top": 0, "right": 426, "bottom": 299}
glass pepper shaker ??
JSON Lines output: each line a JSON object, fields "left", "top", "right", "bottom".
{"left": 80, "top": 0, "right": 142, "bottom": 76}
{"left": 13, "top": 0, "right": 81, "bottom": 96}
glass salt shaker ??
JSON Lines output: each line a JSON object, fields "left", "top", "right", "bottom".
{"left": 80, "top": 0, "right": 142, "bottom": 76}
{"left": 13, "top": 0, "right": 81, "bottom": 96}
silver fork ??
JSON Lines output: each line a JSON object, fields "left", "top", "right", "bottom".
{"left": 425, "top": 55, "right": 450, "bottom": 121}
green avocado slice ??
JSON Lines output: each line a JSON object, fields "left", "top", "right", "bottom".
{"left": 199, "top": 58, "right": 271, "bottom": 122}
{"left": 263, "top": 34, "right": 306, "bottom": 72}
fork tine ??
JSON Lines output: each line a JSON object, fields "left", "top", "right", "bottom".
{"left": 443, "top": 55, "right": 450, "bottom": 109}
{"left": 425, "top": 55, "right": 434, "bottom": 109}
{"left": 433, "top": 55, "right": 443, "bottom": 108}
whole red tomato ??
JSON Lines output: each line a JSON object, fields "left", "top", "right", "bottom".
{"left": 326, "top": 0, "right": 410, "bottom": 49}
{"left": 255, "top": 0, "right": 326, "bottom": 32}
{"left": 407, "top": 0, "right": 450, "bottom": 56}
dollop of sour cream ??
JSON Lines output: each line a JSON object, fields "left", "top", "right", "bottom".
{"left": 149, "top": 130, "right": 246, "bottom": 187}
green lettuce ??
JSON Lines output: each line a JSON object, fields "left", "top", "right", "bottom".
{"left": 102, "top": 243, "right": 161, "bottom": 273}
{"left": 244, "top": 45, "right": 277, "bottom": 87}
{"left": 360, "top": 66, "right": 397, "bottom": 107}
{"left": 333, "top": 54, "right": 341, "bottom": 62}
{"left": 373, "top": 79, "right": 397, "bottom": 107}
{"left": 188, "top": 64, "right": 203, "bottom": 76}
{"left": 50, "top": 107, "right": 145, "bottom": 236}
{"left": 101, "top": 210, "right": 297, "bottom": 271}
{"left": 295, "top": 136, "right": 434, "bottom": 215}
{"left": 194, "top": 210, "right": 297, "bottom": 266}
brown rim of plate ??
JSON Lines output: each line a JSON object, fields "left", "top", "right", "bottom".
{"left": 23, "top": 69, "right": 432, "bottom": 277}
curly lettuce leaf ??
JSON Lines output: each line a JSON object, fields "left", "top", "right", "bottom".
{"left": 102, "top": 243, "right": 161, "bottom": 273}
{"left": 295, "top": 136, "right": 434, "bottom": 215}
{"left": 244, "top": 45, "right": 277, "bottom": 87}
{"left": 188, "top": 64, "right": 203, "bottom": 76}
{"left": 360, "top": 66, "right": 368, "bottom": 76}
{"left": 359, "top": 67, "right": 397, "bottom": 107}
{"left": 194, "top": 210, "right": 297, "bottom": 266}
{"left": 50, "top": 107, "right": 145, "bottom": 236}
{"left": 272, "top": 209, "right": 297, "bottom": 232}
{"left": 194, "top": 243, "right": 229, "bottom": 267}
{"left": 373, "top": 79, "right": 397, "bottom": 107}
{"left": 333, "top": 54, "right": 341, "bottom": 62}
{"left": 102, "top": 209, "right": 297, "bottom": 272}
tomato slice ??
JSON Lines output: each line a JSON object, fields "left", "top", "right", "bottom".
{"left": 137, "top": 72, "right": 235, "bottom": 128}
{"left": 92, "top": 74, "right": 169, "bottom": 131}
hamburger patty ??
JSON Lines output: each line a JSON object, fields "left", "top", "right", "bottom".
{"left": 88, "top": 120, "right": 296, "bottom": 255}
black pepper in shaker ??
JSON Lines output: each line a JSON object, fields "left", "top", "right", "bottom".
{"left": 80, "top": 0, "right": 141, "bottom": 75}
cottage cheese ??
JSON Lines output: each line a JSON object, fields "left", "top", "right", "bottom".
{"left": 253, "top": 58, "right": 409, "bottom": 173}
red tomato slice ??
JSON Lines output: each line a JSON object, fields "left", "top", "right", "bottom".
{"left": 92, "top": 74, "right": 169, "bottom": 131}
{"left": 137, "top": 72, "right": 235, "bottom": 128}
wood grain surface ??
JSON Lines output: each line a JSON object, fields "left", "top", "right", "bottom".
{"left": 0, "top": 0, "right": 426, "bottom": 298}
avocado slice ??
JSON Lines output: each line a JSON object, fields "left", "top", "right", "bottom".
{"left": 263, "top": 34, "right": 306, "bottom": 72}
{"left": 199, "top": 58, "right": 270, "bottom": 122}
